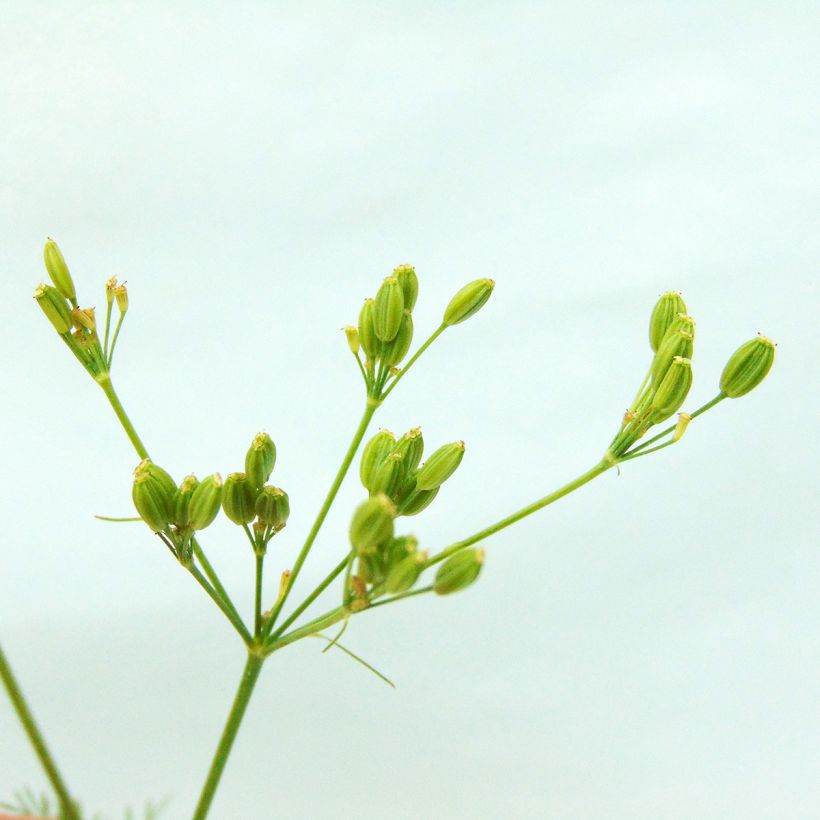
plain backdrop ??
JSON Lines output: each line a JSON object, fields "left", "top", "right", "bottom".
{"left": 1, "top": 3, "right": 818, "bottom": 819}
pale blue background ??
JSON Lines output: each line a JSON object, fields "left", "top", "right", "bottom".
{"left": 1, "top": 2, "right": 818, "bottom": 818}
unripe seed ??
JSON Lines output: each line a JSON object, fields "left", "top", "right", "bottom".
{"left": 370, "top": 452, "right": 404, "bottom": 499}
{"left": 132, "top": 459, "right": 177, "bottom": 532}
{"left": 381, "top": 310, "right": 413, "bottom": 366}
{"left": 393, "top": 264, "right": 418, "bottom": 312}
{"left": 222, "top": 472, "right": 257, "bottom": 525}
{"left": 443, "top": 278, "right": 494, "bottom": 326}
{"left": 357, "top": 298, "right": 379, "bottom": 359}
{"left": 719, "top": 335, "right": 776, "bottom": 398}
{"left": 255, "top": 486, "right": 290, "bottom": 529}
{"left": 173, "top": 474, "right": 199, "bottom": 527}
{"left": 71, "top": 306, "right": 96, "bottom": 331}
{"left": 360, "top": 429, "right": 396, "bottom": 490}
{"left": 34, "top": 284, "right": 72, "bottom": 334}
{"left": 650, "top": 356, "right": 693, "bottom": 422}
{"left": 415, "top": 441, "right": 465, "bottom": 491}
{"left": 650, "top": 327, "right": 694, "bottom": 385}
{"left": 343, "top": 325, "right": 360, "bottom": 354}
{"left": 43, "top": 238, "right": 76, "bottom": 304}
{"left": 373, "top": 276, "right": 404, "bottom": 342}
{"left": 386, "top": 534, "right": 419, "bottom": 567}
{"left": 114, "top": 284, "right": 129, "bottom": 313}
{"left": 189, "top": 473, "right": 223, "bottom": 530}
{"left": 399, "top": 486, "right": 439, "bottom": 516}
{"left": 384, "top": 551, "right": 427, "bottom": 594}
{"left": 350, "top": 494, "right": 395, "bottom": 555}
{"left": 649, "top": 291, "right": 687, "bottom": 351}
{"left": 434, "top": 548, "right": 484, "bottom": 595}
{"left": 245, "top": 432, "right": 277, "bottom": 492}
{"left": 394, "top": 427, "right": 424, "bottom": 475}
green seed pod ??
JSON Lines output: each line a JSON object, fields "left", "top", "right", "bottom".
{"left": 399, "top": 486, "right": 439, "bottom": 516}
{"left": 415, "top": 441, "right": 465, "bottom": 491}
{"left": 360, "top": 429, "right": 396, "bottom": 490}
{"left": 114, "top": 284, "right": 129, "bottom": 313}
{"left": 434, "top": 548, "right": 485, "bottom": 595}
{"left": 443, "top": 278, "right": 495, "bottom": 326}
{"left": 384, "top": 551, "right": 427, "bottom": 594}
{"left": 188, "top": 473, "right": 223, "bottom": 530}
{"left": 357, "top": 298, "right": 379, "bottom": 359}
{"left": 222, "top": 472, "right": 257, "bottom": 525}
{"left": 373, "top": 276, "right": 404, "bottom": 342}
{"left": 349, "top": 494, "right": 395, "bottom": 555}
{"left": 343, "top": 325, "right": 360, "bottom": 355}
{"left": 132, "top": 459, "right": 177, "bottom": 532}
{"left": 394, "top": 427, "right": 424, "bottom": 475}
{"left": 245, "top": 432, "right": 277, "bottom": 492}
{"left": 33, "top": 284, "right": 72, "bottom": 334}
{"left": 650, "top": 356, "right": 693, "bottom": 422}
{"left": 370, "top": 452, "right": 404, "bottom": 499}
{"left": 650, "top": 327, "right": 694, "bottom": 385}
{"left": 381, "top": 310, "right": 414, "bottom": 367}
{"left": 173, "top": 474, "right": 199, "bottom": 527}
{"left": 393, "top": 264, "right": 418, "bottom": 312}
{"left": 71, "top": 306, "right": 96, "bottom": 331}
{"left": 648, "top": 291, "right": 687, "bottom": 351}
{"left": 43, "top": 238, "right": 76, "bottom": 304}
{"left": 255, "top": 486, "right": 290, "bottom": 529}
{"left": 386, "top": 534, "right": 419, "bottom": 567}
{"left": 719, "top": 335, "right": 776, "bottom": 398}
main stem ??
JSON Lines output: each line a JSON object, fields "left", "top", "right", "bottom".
{"left": 0, "top": 641, "right": 79, "bottom": 820}
{"left": 192, "top": 652, "right": 264, "bottom": 820}
{"left": 262, "top": 400, "right": 378, "bottom": 637}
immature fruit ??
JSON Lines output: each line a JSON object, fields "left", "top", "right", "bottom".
{"left": 650, "top": 356, "right": 693, "bottom": 422}
{"left": 245, "top": 432, "right": 276, "bottom": 492}
{"left": 443, "top": 279, "right": 494, "bottom": 326}
{"left": 43, "top": 238, "right": 76, "bottom": 304}
{"left": 173, "top": 474, "right": 199, "bottom": 527}
{"left": 189, "top": 473, "right": 223, "bottom": 530}
{"left": 650, "top": 327, "right": 694, "bottom": 385}
{"left": 384, "top": 551, "right": 427, "bottom": 594}
{"left": 370, "top": 452, "right": 404, "bottom": 499}
{"left": 357, "top": 298, "right": 379, "bottom": 359}
{"left": 373, "top": 276, "right": 404, "bottom": 342}
{"left": 399, "top": 486, "right": 439, "bottom": 516}
{"left": 222, "top": 473, "right": 257, "bottom": 525}
{"left": 648, "top": 291, "right": 687, "bottom": 351}
{"left": 132, "top": 459, "right": 177, "bottom": 532}
{"left": 719, "top": 335, "right": 776, "bottom": 398}
{"left": 393, "top": 427, "right": 424, "bottom": 475}
{"left": 34, "top": 283, "right": 72, "bottom": 334}
{"left": 255, "top": 486, "right": 290, "bottom": 529}
{"left": 393, "top": 264, "right": 419, "bottom": 312}
{"left": 434, "top": 549, "right": 484, "bottom": 595}
{"left": 381, "top": 310, "right": 413, "bottom": 367}
{"left": 344, "top": 325, "right": 360, "bottom": 354}
{"left": 360, "top": 429, "right": 396, "bottom": 490}
{"left": 415, "top": 441, "right": 465, "bottom": 491}
{"left": 350, "top": 494, "right": 395, "bottom": 555}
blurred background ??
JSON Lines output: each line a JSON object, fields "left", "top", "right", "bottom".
{"left": 1, "top": 2, "right": 818, "bottom": 818}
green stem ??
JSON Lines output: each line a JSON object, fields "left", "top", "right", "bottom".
{"left": 254, "top": 553, "right": 264, "bottom": 637}
{"left": 261, "top": 401, "right": 379, "bottom": 638}
{"left": 192, "top": 652, "right": 264, "bottom": 820}
{"left": 625, "top": 393, "right": 726, "bottom": 456}
{"left": 427, "top": 460, "right": 613, "bottom": 567}
{"left": 0, "top": 641, "right": 80, "bottom": 820}
{"left": 191, "top": 538, "right": 244, "bottom": 625}
{"left": 266, "top": 555, "right": 349, "bottom": 645}
{"left": 58, "top": 332, "right": 94, "bottom": 376}
{"left": 107, "top": 311, "right": 126, "bottom": 367}
{"left": 96, "top": 374, "right": 149, "bottom": 460}
{"left": 620, "top": 439, "right": 677, "bottom": 461}
{"left": 369, "top": 585, "right": 434, "bottom": 609}
{"left": 380, "top": 323, "right": 446, "bottom": 401}
{"left": 266, "top": 607, "right": 347, "bottom": 654}
{"left": 188, "top": 565, "right": 252, "bottom": 645}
